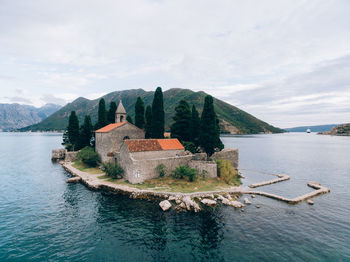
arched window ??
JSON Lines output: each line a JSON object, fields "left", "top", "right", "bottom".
{"left": 123, "top": 136, "right": 130, "bottom": 140}
{"left": 120, "top": 115, "right": 124, "bottom": 122}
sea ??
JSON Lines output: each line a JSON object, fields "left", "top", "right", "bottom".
{"left": 0, "top": 132, "right": 349, "bottom": 261}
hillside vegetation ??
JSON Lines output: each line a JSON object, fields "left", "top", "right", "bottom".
{"left": 20, "top": 88, "right": 283, "bottom": 134}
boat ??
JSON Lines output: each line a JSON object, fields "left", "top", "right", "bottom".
{"left": 306, "top": 129, "right": 311, "bottom": 133}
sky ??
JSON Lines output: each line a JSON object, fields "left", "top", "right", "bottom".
{"left": 0, "top": 0, "right": 349, "bottom": 128}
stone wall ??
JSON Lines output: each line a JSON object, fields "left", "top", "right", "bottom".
{"left": 51, "top": 148, "right": 79, "bottom": 162}
{"left": 65, "top": 151, "right": 78, "bottom": 162}
{"left": 118, "top": 143, "right": 193, "bottom": 184}
{"left": 188, "top": 160, "right": 217, "bottom": 178}
{"left": 211, "top": 148, "right": 239, "bottom": 169}
{"left": 192, "top": 153, "right": 207, "bottom": 161}
{"left": 52, "top": 148, "right": 66, "bottom": 161}
{"left": 96, "top": 123, "right": 145, "bottom": 162}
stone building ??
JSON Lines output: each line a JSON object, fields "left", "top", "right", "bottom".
{"left": 94, "top": 100, "right": 239, "bottom": 184}
{"left": 95, "top": 101, "right": 145, "bottom": 162}
{"left": 116, "top": 139, "right": 192, "bottom": 183}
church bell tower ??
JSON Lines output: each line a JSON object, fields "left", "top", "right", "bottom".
{"left": 115, "top": 100, "right": 127, "bottom": 123}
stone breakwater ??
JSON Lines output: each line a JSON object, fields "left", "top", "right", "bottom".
{"left": 249, "top": 174, "right": 290, "bottom": 188}
{"left": 61, "top": 162, "right": 330, "bottom": 212}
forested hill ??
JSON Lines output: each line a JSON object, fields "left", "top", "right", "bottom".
{"left": 20, "top": 88, "right": 284, "bottom": 134}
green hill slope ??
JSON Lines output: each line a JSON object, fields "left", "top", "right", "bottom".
{"left": 20, "top": 88, "right": 283, "bottom": 134}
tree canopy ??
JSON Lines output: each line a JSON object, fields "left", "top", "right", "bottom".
{"left": 145, "top": 105, "right": 152, "bottom": 138}
{"left": 134, "top": 96, "right": 145, "bottom": 129}
{"left": 79, "top": 115, "right": 93, "bottom": 149}
{"left": 96, "top": 98, "right": 107, "bottom": 130}
{"left": 150, "top": 87, "right": 165, "bottom": 138}
{"left": 170, "top": 100, "right": 191, "bottom": 142}
{"left": 67, "top": 111, "right": 80, "bottom": 151}
{"left": 199, "top": 95, "right": 224, "bottom": 156}
{"left": 126, "top": 115, "right": 133, "bottom": 124}
{"left": 107, "top": 101, "right": 117, "bottom": 124}
{"left": 190, "top": 105, "right": 201, "bottom": 147}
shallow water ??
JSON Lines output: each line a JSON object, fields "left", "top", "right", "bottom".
{"left": 0, "top": 132, "right": 349, "bottom": 261}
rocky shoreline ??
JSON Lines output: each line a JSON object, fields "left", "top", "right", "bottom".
{"left": 61, "top": 161, "right": 330, "bottom": 212}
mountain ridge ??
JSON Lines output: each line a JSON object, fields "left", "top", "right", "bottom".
{"left": 0, "top": 103, "right": 61, "bottom": 131}
{"left": 284, "top": 124, "right": 342, "bottom": 133}
{"left": 20, "top": 88, "right": 284, "bottom": 134}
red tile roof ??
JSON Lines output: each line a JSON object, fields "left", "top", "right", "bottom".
{"left": 95, "top": 122, "right": 126, "bottom": 133}
{"left": 125, "top": 139, "right": 184, "bottom": 152}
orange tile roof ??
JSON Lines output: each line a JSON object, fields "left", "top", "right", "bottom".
{"left": 158, "top": 139, "right": 184, "bottom": 150}
{"left": 125, "top": 139, "right": 184, "bottom": 152}
{"left": 95, "top": 122, "right": 126, "bottom": 133}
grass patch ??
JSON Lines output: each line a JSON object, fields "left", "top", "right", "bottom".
{"left": 97, "top": 175, "right": 239, "bottom": 193}
{"left": 72, "top": 160, "right": 103, "bottom": 174}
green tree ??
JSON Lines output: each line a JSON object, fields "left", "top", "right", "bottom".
{"left": 95, "top": 98, "right": 107, "bottom": 130}
{"left": 199, "top": 95, "right": 224, "bottom": 157}
{"left": 62, "top": 130, "right": 72, "bottom": 151}
{"left": 67, "top": 111, "right": 80, "bottom": 151}
{"left": 79, "top": 115, "right": 93, "bottom": 149}
{"left": 190, "top": 105, "right": 201, "bottom": 147}
{"left": 126, "top": 115, "right": 133, "bottom": 124}
{"left": 134, "top": 97, "right": 145, "bottom": 129}
{"left": 215, "top": 116, "right": 224, "bottom": 151}
{"left": 145, "top": 105, "right": 152, "bottom": 138}
{"left": 151, "top": 87, "right": 165, "bottom": 138}
{"left": 170, "top": 100, "right": 191, "bottom": 142}
{"left": 107, "top": 101, "right": 117, "bottom": 124}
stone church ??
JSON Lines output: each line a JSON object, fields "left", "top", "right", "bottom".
{"left": 95, "top": 101, "right": 237, "bottom": 184}
{"left": 95, "top": 101, "right": 145, "bottom": 162}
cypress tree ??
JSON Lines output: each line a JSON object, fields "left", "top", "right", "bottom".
{"left": 199, "top": 95, "right": 223, "bottom": 157}
{"left": 215, "top": 117, "right": 224, "bottom": 151}
{"left": 96, "top": 98, "right": 107, "bottom": 129}
{"left": 107, "top": 101, "right": 117, "bottom": 124}
{"left": 170, "top": 100, "right": 191, "bottom": 142}
{"left": 79, "top": 115, "right": 93, "bottom": 149}
{"left": 134, "top": 97, "right": 145, "bottom": 129}
{"left": 126, "top": 115, "right": 133, "bottom": 124}
{"left": 67, "top": 111, "right": 80, "bottom": 151}
{"left": 145, "top": 105, "right": 152, "bottom": 138}
{"left": 190, "top": 105, "right": 201, "bottom": 147}
{"left": 151, "top": 87, "right": 165, "bottom": 138}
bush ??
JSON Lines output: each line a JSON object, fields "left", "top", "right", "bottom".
{"left": 155, "top": 164, "right": 166, "bottom": 177}
{"left": 77, "top": 146, "right": 100, "bottom": 167}
{"left": 183, "top": 141, "right": 197, "bottom": 154}
{"left": 102, "top": 162, "right": 124, "bottom": 179}
{"left": 216, "top": 159, "right": 239, "bottom": 185}
{"left": 172, "top": 165, "right": 198, "bottom": 182}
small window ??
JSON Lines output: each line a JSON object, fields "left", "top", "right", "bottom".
{"left": 123, "top": 136, "right": 130, "bottom": 140}
{"left": 120, "top": 115, "right": 124, "bottom": 122}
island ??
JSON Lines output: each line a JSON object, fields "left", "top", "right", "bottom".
{"left": 318, "top": 123, "right": 350, "bottom": 136}
{"left": 52, "top": 90, "right": 330, "bottom": 212}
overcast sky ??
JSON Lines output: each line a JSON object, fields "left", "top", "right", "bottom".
{"left": 0, "top": 0, "right": 349, "bottom": 128}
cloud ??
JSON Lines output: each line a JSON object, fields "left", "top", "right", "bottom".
{"left": 0, "top": 0, "right": 349, "bottom": 126}
{"left": 223, "top": 55, "right": 350, "bottom": 127}
{"left": 4, "top": 96, "right": 33, "bottom": 104}
{"left": 40, "top": 94, "right": 68, "bottom": 106}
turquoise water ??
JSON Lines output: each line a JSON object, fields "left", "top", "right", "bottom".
{"left": 0, "top": 132, "right": 349, "bottom": 261}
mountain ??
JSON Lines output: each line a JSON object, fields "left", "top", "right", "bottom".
{"left": 20, "top": 88, "right": 283, "bottom": 134}
{"left": 284, "top": 124, "right": 341, "bottom": 133}
{"left": 319, "top": 123, "right": 350, "bottom": 136}
{"left": 0, "top": 103, "right": 61, "bottom": 131}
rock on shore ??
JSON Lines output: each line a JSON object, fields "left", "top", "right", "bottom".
{"left": 66, "top": 177, "right": 81, "bottom": 183}
{"left": 159, "top": 200, "right": 172, "bottom": 211}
